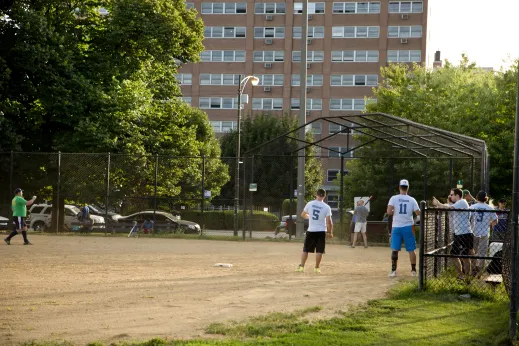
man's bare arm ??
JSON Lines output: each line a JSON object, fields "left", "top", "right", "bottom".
{"left": 301, "top": 211, "right": 309, "bottom": 219}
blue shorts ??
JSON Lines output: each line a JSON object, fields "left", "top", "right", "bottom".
{"left": 390, "top": 225, "right": 416, "bottom": 252}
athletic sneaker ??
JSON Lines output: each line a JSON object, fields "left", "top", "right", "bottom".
{"left": 4, "top": 238, "right": 10, "bottom": 245}
{"left": 295, "top": 265, "right": 304, "bottom": 273}
{"left": 351, "top": 245, "right": 355, "bottom": 248}
{"left": 23, "top": 241, "right": 32, "bottom": 245}
{"left": 411, "top": 270, "right": 417, "bottom": 277}
{"left": 388, "top": 271, "right": 397, "bottom": 278}
{"left": 314, "top": 268, "right": 321, "bottom": 273}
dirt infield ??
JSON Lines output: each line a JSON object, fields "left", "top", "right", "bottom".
{"left": 0, "top": 235, "right": 410, "bottom": 345}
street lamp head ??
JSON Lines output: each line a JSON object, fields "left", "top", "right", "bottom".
{"left": 250, "top": 76, "right": 259, "bottom": 86}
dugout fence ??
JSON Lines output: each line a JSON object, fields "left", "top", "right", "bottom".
{"left": 418, "top": 201, "right": 511, "bottom": 294}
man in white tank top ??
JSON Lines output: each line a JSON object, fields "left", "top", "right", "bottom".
{"left": 295, "top": 189, "right": 333, "bottom": 273}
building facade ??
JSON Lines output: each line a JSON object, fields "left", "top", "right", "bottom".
{"left": 178, "top": 0, "right": 428, "bottom": 208}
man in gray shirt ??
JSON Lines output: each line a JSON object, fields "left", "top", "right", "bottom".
{"left": 352, "top": 199, "right": 370, "bottom": 248}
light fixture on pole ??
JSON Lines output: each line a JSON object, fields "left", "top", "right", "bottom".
{"left": 234, "top": 75, "right": 259, "bottom": 236}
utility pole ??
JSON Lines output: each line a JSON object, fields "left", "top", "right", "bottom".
{"left": 296, "top": 0, "right": 308, "bottom": 238}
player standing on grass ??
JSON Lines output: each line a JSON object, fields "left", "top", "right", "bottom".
{"left": 296, "top": 189, "right": 333, "bottom": 273}
{"left": 387, "top": 180, "right": 420, "bottom": 278}
{"left": 4, "top": 188, "right": 37, "bottom": 245}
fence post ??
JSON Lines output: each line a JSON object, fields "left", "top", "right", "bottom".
{"left": 418, "top": 200, "right": 426, "bottom": 290}
{"left": 153, "top": 155, "right": 158, "bottom": 227}
{"left": 105, "top": 152, "right": 111, "bottom": 235}
{"left": 250, "top": 155, "right": 255, "bottom": 239}
{"left": 339, "top": 155, "right": 344, "bottom": 240}
{"left": 56, "top": 152, "right": 61, "bottom": 233}
{"left": 288, "top": 155, "right": 294, "bottom": 241}
{"left": 242, "top": 156, "right": 247, "bottom": 240}
{"left": 9, "top": 150, "right": 13, "bottom": 197}
{"left": 201, "top": 155, "right": 205, "bottom": 235}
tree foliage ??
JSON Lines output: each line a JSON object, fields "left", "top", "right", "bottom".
{"left": 0, "top": 0, "right": 229, "bottom": 204}
{"left": 362, "top": 56, "right": 517, "bottom": 201}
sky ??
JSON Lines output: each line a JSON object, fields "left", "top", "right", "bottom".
{"left": 427, "top": 0, "right": 519, "bottom": 70}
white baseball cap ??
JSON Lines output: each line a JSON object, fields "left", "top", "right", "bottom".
{"left": 399, "top": 179, "right": 409, "bottom": 187}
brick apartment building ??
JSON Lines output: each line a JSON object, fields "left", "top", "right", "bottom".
{"left": 178, "top": 0, "right": 428, "bottom": 208}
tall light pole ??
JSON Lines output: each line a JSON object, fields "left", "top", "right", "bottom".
{"left": 234, "top": 75, "right": 259, "bottom": 236}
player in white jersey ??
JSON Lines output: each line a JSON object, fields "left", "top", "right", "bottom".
{"left": 295, "top": 189, "right": 333, "bottom": 273}
{"left": 387, "top": 179, "right": 420, "bottom": 278}
{"left": 469, "top": 191, "right": 497, "bottom": 275}
{"left": 433, "top": 188, "right": 473, "bottom": 280}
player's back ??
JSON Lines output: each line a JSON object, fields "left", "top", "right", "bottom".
{"left": 305, "top": 200, "right": 331, "bottom": 232}
{"left": 470, "top": 203, "right": 497, "bottom": 236}
{"left": 389, "top": 194, "right": 419, "bottom": 227}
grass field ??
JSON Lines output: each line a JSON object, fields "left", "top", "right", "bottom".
{"left": 19, "top": 282, "right": 512, "bottom": 346}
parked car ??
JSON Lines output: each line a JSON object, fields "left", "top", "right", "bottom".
{"left": 86, "top": 205, "right": 121, "bottom": 224}
{"left": 28, "top": 204, "right": 105, "bottom": 231}
{"left": 0, "top": 216, "right": 9, "bottom": 230}
{"left": 276, "top": 215, "right": 297, "bottom": 234}
{"left": 116, "top": 211, "right": 201, "bottom": 234}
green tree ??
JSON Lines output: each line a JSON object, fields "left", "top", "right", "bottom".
{"left": 364, "top": 56, "right": 517, "bottom": 200}
{"left": 219, "top": 113, "right": 322, "bottom": 211}
{"left": 0, "top": 0, "right": 229, "bottom": 205}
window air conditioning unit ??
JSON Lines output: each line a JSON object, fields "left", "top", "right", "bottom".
{"left": 308, "top": 14, "right": 313, "bottom": 20}
{"left": 264, "top": 62, "right": 272, "bottom": 68}
{"left": 307, "top": 63, "right": 311, "bottom": 69}
{"left": 401, "top": 13, "right": 409, "bottom": 19}
{"left": 306, "top": 110, "right": 311, "bottom": 116}
{"left": 307, "top": 39, "right": 312, "bottom": 45}
{"left": 263, "top": 86, "right": 272, "bottom": 92}
{"left": 400, "top": 38, "right": 408, "bottom": 44}
{"left": 306, "top": 87, "right": 311, "bottom": 92}
{"left": 265, "top": 39, "right": 273, "bottom": 45}
{"left": 265, "top": 15, "right": 273, "bottom": 21}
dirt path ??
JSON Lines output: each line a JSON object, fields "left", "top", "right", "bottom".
{"left": 0, "top": 235, "right": 408, "bottom": 345}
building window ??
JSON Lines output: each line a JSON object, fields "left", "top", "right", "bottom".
{"left": 327, "top": 194, "right": 339, "bottom": 208}
{"left": 327, "top": 169, "right": 348, "bottom": 182}
{"left": 332, "top": 2, "right": 380, "bottom": 14}
{"left": 293, "top": 26, "right": 325, "bottom": 39}
{"left": 294, "top": 2, "right": 325, "bottom": 14}
{"left": 257, "top": 74, "right": 284, "bottom": 86}
{"left": 253, "top": 51, "right": 285, "bottom": 62}
{"left": 211, "top": 121, "right": 237, "bottom": 133}
{"left": 254, "top": 27, "right": 285, "bottom": 38}
{"left": 332, "top": 26, "right": 380, "bottom": 38}
{"left": 180, "top": 97, "right": 192, "bottom": 105}
{"left": 254, "top": 3, "right": 286, "bottom": 14}
{"left": 329, "top": 123, "right": 353, "bottom": 134}
{"left": 204, "top": 26, "right": 246, "bottom": 38}
{"left": 200, "top": 50, "right": 246, "bottom": 62}
{"left": 330, "top": 74, "right": 378, "bottom": 86}
{"left": 252, "top": 98, "right": 283, "bottom": 110}
{"left": 201, "top": 2, "right": 247, "bottom": 14}
{"left": 329, "top": 98, "right": 367, "bottom": 111}
{"left": 331, "top": 50, "right": 379, "bottom": 62}
{"left": 387, "top": 50, "right": 422, "bottom": 62}
{"left": 185, "top": 3, "right": 195, "bottom": 10}
{"left": 308, "top": 121, "right": 322, "bottom": 135}
{"left": 175, "top": 74, "right": 192, "bottom": 85}
{"left": 328, "top": 147, "right": 353, "bottom": 158}
{"left": 292, "top": 51, "right": 324, "bottom": 62}
{"left": 291, "top": 98, "right": 322, "bottom": 110}
{"left": 200, "top": 74, "right": 241, "bottom": 85}
{"left": 388, "top": 1, "right": 423, "bottom": 13}
{"left": 291, "top": 74, "right": 323, "bottom": 86}
{"left": 199, "top": 97, "right": 238, "bottom": 109}
{"left": 388, "top": 26, "right": 422, "bottom": 38}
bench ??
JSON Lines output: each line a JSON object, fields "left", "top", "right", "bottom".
{"left": 484, "top": 274, "right": 503, "bottom": 290}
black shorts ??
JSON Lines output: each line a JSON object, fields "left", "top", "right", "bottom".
{"left": 303, "top": 232, "right": 326, "bottom": 253}
{"left": 451, "top": 233, "right": 474, "bottom": 256}
{"left": 13, "top": 216, "right": 27, "bottom": 230}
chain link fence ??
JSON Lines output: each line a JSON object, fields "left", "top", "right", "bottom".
{"left": 419, "top": 202, "right": 510, "bottom": 294}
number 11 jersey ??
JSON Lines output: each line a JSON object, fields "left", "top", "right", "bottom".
{"left": 388, "top": 194, "right": 419, "bottom": 227}
{"left": 303, "top": 200, "right": 332, "bottom": 232}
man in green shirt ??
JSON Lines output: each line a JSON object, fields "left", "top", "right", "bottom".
{"left": 4, "top": 188, "right": 37, "bottom": 245}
